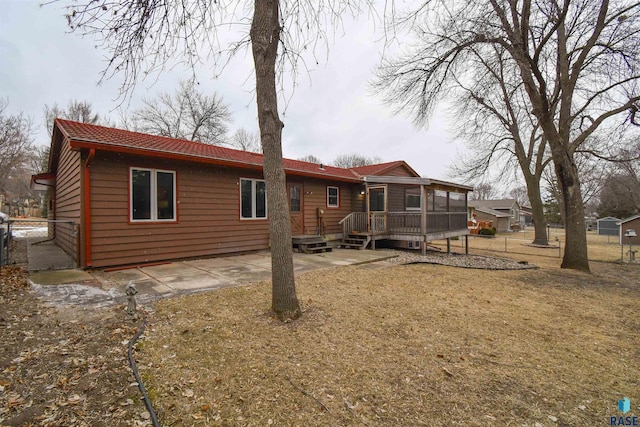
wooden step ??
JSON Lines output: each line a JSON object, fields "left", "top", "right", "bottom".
{"left": 339, "top": 234, "right": 371, "bottom": 250}
{"left": 299, "top": 241, "right": 333, "bottom": 254}
{"left": 340, "top": 242, "right": 365, "bottom": 248}
{"left": 301, "top": 246, "right": 333, "bottom": 254}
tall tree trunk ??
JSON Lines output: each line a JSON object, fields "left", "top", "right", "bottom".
{"left": 250, "top": 0, "right": 301, "bottom": 321}
{"left": 523, "top": 173, "right": 549, "bottom": 246}
{"left": 553, "top": 152, "right": 590, "bottom": 272}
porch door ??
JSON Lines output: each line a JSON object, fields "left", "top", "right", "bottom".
{"left": 287, "top": 182, "right": 304, "bottom": 235}
{"left": 368, "top": 186, "right": 386, "bottom": 233}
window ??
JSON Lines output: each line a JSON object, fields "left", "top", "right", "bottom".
{"left": 289, "top": 185, "right": 301, "bottom": 212}
{"left": 405, "top": 188, "right": 421, "bottom": 210}
{"left": 327, "top": 186, "right": 339, "bottom": 207}
{"left": 130, "top": 168, "right": 176, "bottom": 222}
{"left": 241, "top": 178, "right": 267, "bottom": 219}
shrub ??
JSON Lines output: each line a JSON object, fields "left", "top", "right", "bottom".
{"left": 478, "top": 227, "right": 497, "bottom": 237}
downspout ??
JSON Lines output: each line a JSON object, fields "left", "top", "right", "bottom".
{"left": 83, "top": 149, "right": 95, "bottom": 268}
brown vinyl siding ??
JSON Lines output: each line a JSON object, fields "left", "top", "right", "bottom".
{"left": 351, "top": 188, "right": 365, "bottom": 213}
{"left": 620, "top": 217, "right": 640, "bottom": 245}
{"left": 299, "top": 179, "right": 355, "bottom": 235}
{"left": 89, "top": 152, "right": 270, "bottom": 267}
{"left": 53, "top": 138, "right": 81, "bottom": 262}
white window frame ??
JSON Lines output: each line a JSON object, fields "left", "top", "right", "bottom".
{"left": 405, "top": 189, "right": 421, "bottom": 211}
{"left": 240, "top": 178, "right": 268, "bottom": 220}
{"left": 129, "top": 167, "right": 177, "bottom": 222}
{"left": 327, "top": 186, "right": 340, "bottom": 208}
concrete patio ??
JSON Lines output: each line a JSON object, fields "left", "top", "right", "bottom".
{"left": 28, "top": 249, "right": 398, "bottom": 307}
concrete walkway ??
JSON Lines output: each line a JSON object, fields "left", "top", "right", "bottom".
{"left": 29, "top": 249, "right": 397, "bottom": 308}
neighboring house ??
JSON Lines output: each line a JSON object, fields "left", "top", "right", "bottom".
{"left": 468, "top": 199, "right": 521, "bottom": 232}
{"left": 32, "top": 119, "right": 472, "bottom": 268}
{"left": 472, "top": 207, "right": 512, "bottom": 232}
{"left": 597, "top": 217, "right": 621, "bottom": 236}
{"left": 618, "top": 215, "right": 640, "bottom": 246}
{"left": 520, "top": 205, "right": 533, "bottom": 226}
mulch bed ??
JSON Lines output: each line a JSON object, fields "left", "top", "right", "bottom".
{"left": 391, "top": 251, "right": 538, "bottom": 269}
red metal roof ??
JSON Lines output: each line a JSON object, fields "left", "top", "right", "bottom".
{"left": 55, "top": 119, "right": 361, "bottom": 182}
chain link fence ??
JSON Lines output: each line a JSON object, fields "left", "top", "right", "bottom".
{"left": 431, "top": 226, "right": 626, "bottom": 263}
{"left": 1, "top": 220, "right": 77, "bottom": 271}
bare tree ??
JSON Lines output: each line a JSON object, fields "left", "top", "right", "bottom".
{"left": 298, "top": 154, "right": 323, "bottom": 164}
{"left": 129, "top": 81, "right": 232, "bottom": 145}
{"left": 597, "top": 174, "right": 640, "bottom": 218}
{"left": 44, "top": 100, "right": 101, "bottom": 137}
{"left": 596, "top": 140, "right": 640, "bottom": 217}
{"left": 63, "top": 0, "right": 371, "bottom": 320}
{"left": 229, "top": 127, "right": 261, "bottom": 152}
{"left": 445, "top": 45, "right": 552, "bottom": 245}
{"left": 377, "top": 0, "right": 640, "bottom": 272}
{"left": 509, "top": 186, "right": 529, "bottom": 208}
{"left": 469, "top": 183, "right": 498, "bottom": 201}
{"left": 333, "top": 153, "right": 383, "bottom": 168}
{"left": 0, "top": 100, "right": 35, "bottom": 199}
{"left": 29, "top": 145, "right": 50, "bottom": 175}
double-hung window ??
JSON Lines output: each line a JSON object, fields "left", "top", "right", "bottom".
{"left": 240, "top": 178, "right": 267, "bottom": 219}
{"left": 327, "top": 186, "right": 339, "bottom": 207}
{"left": 130, "top": 168, "right": 176, "bottom": 222}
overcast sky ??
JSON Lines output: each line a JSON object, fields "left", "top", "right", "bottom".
{"left": 0, "top": 0, "right": 466, "bottom": 180}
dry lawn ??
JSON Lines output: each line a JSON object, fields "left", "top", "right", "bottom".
{"left": 137, "top": 254, "right": 640, "bottom": 426}
{"left": 431, "top": 228, "right": 629, "bottom": 263}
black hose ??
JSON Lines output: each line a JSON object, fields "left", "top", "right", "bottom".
{"left": 128, "top": 311, "right": 161, "bottom": 427}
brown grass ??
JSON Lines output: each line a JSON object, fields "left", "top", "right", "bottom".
{"left": 431, "top": 228, "right": 628, "bottom": 263}
{"left": 137, "top": 251, "right": 640, "bottom": 426}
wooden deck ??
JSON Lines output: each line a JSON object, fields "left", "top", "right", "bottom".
{"left": 339, "top": 212, "right": 468, "bottom": 237}
{"left": 339, "top": 211, "right": 469, "bottom": 252}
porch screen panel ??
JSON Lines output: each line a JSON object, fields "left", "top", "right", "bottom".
{"left": 449, "top": 192, "right": 466, "bottom": 212}
{"left": 256, "top": 181, "right": 267, "bottom": 218}
{"left": 156, "top": 172, "right": 175, "bottom": 219}
{"left": 426, "top": 191, "right": 434, "bottom": 211}
{"left": 132, "top": 170, "right": 151, "bottom": 220}
{"left": 434, "top": 190, "right": 448, "bottom": 211}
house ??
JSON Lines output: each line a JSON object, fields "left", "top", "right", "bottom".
{"left": 596, "top": 216, "right": 620, "bottom": 236}
{"left": 520, "top": 205, "right": 533, "bottom": 226}
{"left": 32, "top": 119, "right": 472, "bottom": 268}
{"left": 618, "top": 215, "right": 640, "bottom": 246}
{"left": 468, "top": 199, "right": 521, "bottom": 232}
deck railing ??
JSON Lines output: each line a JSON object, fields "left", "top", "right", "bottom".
{"left": 340, "top": 211, "right": 468, "bottom": 237}
{"left": 339, "top": 212, "right": 369, "bottom": 235}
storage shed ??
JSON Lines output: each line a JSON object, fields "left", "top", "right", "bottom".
{"left": 597, "top": 217, "right": 621, "bottom": 236}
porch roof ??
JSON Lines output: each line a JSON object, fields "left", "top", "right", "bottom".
{"left": 362, "top": 175, "right": 473, "bottom": 191}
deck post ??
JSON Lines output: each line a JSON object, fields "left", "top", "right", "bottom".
{"left": 446, "top": 238, "right": 451, "bottom": 253}
{"left": 465, "top": 234, "right": 469, "bottom": 254}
